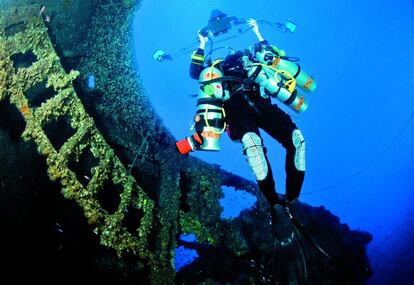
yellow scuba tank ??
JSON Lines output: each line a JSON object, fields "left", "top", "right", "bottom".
{"left": 196, "top": 61, "right": 229, "bottom": 151}
{"left": 242, "top": 56, "right": 308, "bottom": 113}
{"left": 255, "top": 46, "right": 317, "bottom": 93}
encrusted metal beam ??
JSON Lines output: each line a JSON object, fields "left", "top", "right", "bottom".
{"left": 0, "top": 14, "right": 154, "bottom": 258}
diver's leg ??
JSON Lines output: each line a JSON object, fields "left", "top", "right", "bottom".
{"left": 255, "top": 98, "right": 305, "bottom": 202}
{"left": 285, "top": 129, "right": 305, "bottom": 201}
{"left": 224, "top": 95, "right": 282, "bottom": 206}
{"left": 227, "top": 96, "right": 296, "bottom": 247}
{"left": 252, "top": 100, "right": 308, "bottom": 281}
{"left": 240, "top": 132, "right": 283, "bottom": 206}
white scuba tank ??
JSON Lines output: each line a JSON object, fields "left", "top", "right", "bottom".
{"left": 196, "top": 64, "right": 229, "bottom": 150}
{"left": 242, "top": 56, "right": 308, "bottom": 113}
{"left": 255, "top": 47, "right": 317, "bottom": 93}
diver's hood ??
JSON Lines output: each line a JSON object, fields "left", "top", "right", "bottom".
{"left": 220, "top": 50, "right": 251, "bottom": 77}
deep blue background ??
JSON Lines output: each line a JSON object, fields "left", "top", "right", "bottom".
{"left": 132, "top": 0, "right": 414, "bottom": 283}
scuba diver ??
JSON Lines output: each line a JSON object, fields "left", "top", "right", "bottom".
{"left": 176, "top": 18, "right": 316, "bottom": 251}
{"left": 175, "top": 15, "right": 326, "bottom": 283}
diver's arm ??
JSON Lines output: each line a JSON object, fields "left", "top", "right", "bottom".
{"left": 198, "top": 32, "right": 208, "bottom": 50}
{"left": 190, "top": 33, "right": 209, "bottom": 80}
{"left": 247, "top": 18, "right": 265, "bottom": 42}
{"left": 190, "top": 49, "right": 205, "bottom": 79}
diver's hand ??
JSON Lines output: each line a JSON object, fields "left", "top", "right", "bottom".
{"left": 197, "top": 31, "right": 209, "bottom": 50}
{"left": 247, "top": 18, "right": 264, "bottom": 42}
{"left": 247, "top": 18, "right": 259, "bottom": 34}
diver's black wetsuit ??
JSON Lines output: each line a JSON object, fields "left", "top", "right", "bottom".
{"left": 190, "top": 41, "right": 305, "bottom": 205}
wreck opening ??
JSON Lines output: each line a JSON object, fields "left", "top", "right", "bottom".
{"left": 11, "top": 50, "right": 37, "bottom": 69}
{"left": 24, "top": 78, "right": 58, "bottom": 108}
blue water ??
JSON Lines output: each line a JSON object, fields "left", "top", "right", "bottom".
{"left": 174, "top": 245, "right": 199, "bottom": 271}
{"left": 219, "top": 186, "right": 257, "bottom": 219}
{"left": 180, "top": 233, "right": 197, "bottom": 243}
{"left": 132, "top": 0, "right": 414, "bottom": 283}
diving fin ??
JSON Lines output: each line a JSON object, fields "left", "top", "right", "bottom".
{"left": 271, "top": 204, "right": 308, "bottom": 284}
{"left": 287, "top": 200, "right": 341, "bottom": 260}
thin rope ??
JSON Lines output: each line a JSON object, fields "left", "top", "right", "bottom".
{"left": 302, "top": 107, "right": 414, "bottom": 195}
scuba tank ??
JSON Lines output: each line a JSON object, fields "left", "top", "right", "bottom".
{"left": 255, "top": 44, "right": 317, "bottom": 93}
{"left": 196, "top": 62, "right": 229, "bottom": 150}
{"left": 242, "top": 56, "right": 309, "bottom": 113}
{"left": 176, "top": 60, "right": 229, "bottom": 154}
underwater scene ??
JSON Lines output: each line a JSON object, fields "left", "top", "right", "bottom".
{"left": 0, "top": 0, "right": 413, "bottom": 284}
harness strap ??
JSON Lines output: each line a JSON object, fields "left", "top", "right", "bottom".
{"left": 196, "top": 109, "right": 222, "bottom": 114}
{"left": 197, "top": 98, "right": 223, "bottom": 107}
{"left": 199, "top": 75, "right": 245, "bottom": 85}
{"left": 293, "top": 63, "right": 301, "bottom": 79}
{"left": 203, "top": 117, "right": 226, "bottom": 129}
{"left": 284, "top": 89, "right": 298, "bottom": 105}
{"left": 246, "top": 64, "right": 262, "bottom": 83}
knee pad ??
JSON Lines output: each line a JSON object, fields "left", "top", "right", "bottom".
{"left": 292, "top": 129, "right": 306, "bottom": 171}
{"left": 241, "top": 132, "right": 268, "bottom": 181}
